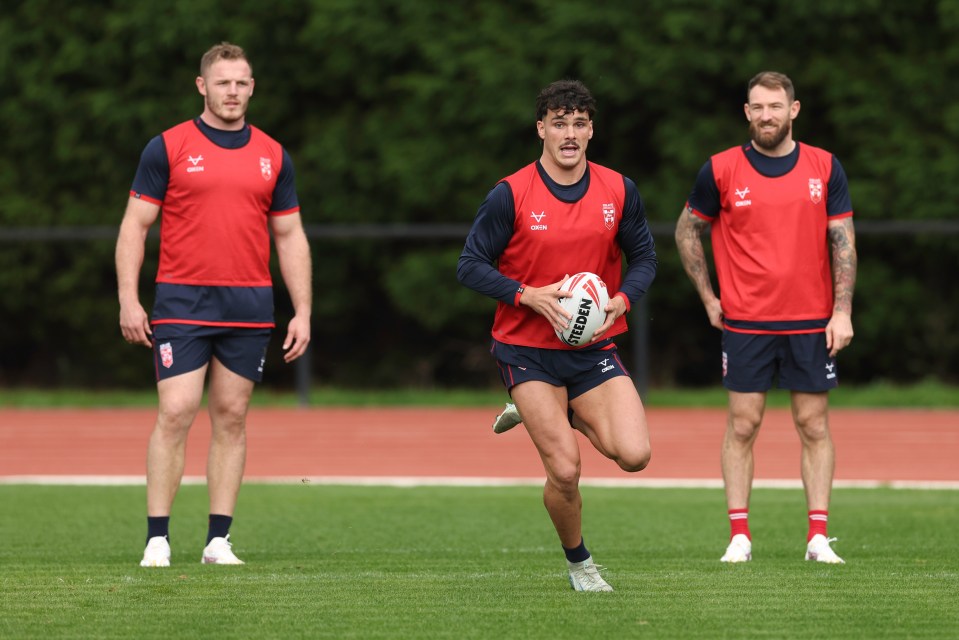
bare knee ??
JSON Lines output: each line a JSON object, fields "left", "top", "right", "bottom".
{"left": 794, "top": 414, "right": 830, "bottom": 444}
{"left": 209, "top": 398, "right": 249, "bottom": 437}
{"left": 788, "top": 391, "right": 831, "bottom": 442}
{"left": 547, "top": 461, "right": 581, "bottom": 495}
{"left": 615, "top": 446, "right": 651, "bottom": 473}
{"left": 727, "top": 415, "right": 761, "bottom": 445}
{"left": 155, "top": 402, "right": 199, "bottom": 441}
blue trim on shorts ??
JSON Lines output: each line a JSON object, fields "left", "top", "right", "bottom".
{"left": 490, "top": 339, "right": 631, "bottom": 400}
{"left": 724, "top": 317, "right": 829, "bottom": 333}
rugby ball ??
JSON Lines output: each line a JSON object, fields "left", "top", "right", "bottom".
{"left": 556, "top": 272, "right": 609, "bottom": 347}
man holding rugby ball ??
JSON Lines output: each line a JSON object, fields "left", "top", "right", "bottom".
{"left": 457, "top": 79, "right": 657, "bottom": 592}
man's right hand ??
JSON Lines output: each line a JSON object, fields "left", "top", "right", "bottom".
{"left": 519, "top": 275, "right": 573, "bottom": 336}
{"left": 119, "top": 302, "right": 153, "bottom": 347}
{"left": 704, "top": 296, "right": 724, "bottom": 331}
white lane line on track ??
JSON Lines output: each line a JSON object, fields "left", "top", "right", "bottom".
{"left": 2, "top": 475, "right": 958, "bottom": 490}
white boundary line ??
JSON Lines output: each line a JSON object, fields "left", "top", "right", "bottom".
{"left": 2, "top": 475, "right": 958, "bottom": 490}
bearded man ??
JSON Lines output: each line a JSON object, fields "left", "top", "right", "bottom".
{"left": 675, "top": 71, "right": 857, "bottom": 565}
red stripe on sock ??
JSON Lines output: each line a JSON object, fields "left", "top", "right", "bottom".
{"left": 728, "top": 508, "right": 750, "bottom": 540}
{"left": 808, "top": 510, "right": 828, "bottom": 541}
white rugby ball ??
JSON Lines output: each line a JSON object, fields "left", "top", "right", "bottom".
{"left": 556, "top": 272, "right": 610, "bottom": 347}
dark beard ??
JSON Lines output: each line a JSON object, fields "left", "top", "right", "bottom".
{"left": 750, "top": 120, "right": 791, "bottom": 151}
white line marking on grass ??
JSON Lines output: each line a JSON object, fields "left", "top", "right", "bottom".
{"left": 2, "top": 475, "right": 958, "bottom": 490}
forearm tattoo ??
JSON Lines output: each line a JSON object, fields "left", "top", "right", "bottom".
{"left": 675, "top": 206, "right": 715, "bottom": 300}
{"left": 828, "top": 218, "right": 857, "bottom": 314}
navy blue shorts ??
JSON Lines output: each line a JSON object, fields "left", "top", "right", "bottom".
{"left": 152, "top": 324, "right": 272, "bottom": 382}
{"left": 491, "top": 339, "right": 631, "bottom": 401}
{"left": 722, "top": 330, "right": 838, "bottom": 393}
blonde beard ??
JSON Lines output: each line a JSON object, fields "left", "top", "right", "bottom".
{"left": 206, "top": 97, "right": 248, "bottom": 126}
{"left": 751, "top": 120, "right": 791, "bottom": 151}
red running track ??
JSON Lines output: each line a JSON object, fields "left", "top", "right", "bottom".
{"left": 1, "top": 407, "right": 956, "bottom": 485}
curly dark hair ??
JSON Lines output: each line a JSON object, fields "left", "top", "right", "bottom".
{"left": 535, "top": 79, "right": 596, "bottom": 121}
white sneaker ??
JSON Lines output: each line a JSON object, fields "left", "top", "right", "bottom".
{"left": 201, "top": 534, "right": 245, "bottom": 565}
{"left": 492, "top": 403, "right": 522, "bottom": 434}
{"left": 140, "top": 536, "right": 171, "bottom": 567}
{"left": 805, "top": 534, "right": 845, "bottom": 564}
{"left": 720, "top": 534, "right": 752, "bottom": 563}
{"left": 567, "top": 557, "right": 613, "bottom": 592}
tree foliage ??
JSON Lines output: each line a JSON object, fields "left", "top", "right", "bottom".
{"left": 1, "top": 0, "right": 957, "bottom": 388}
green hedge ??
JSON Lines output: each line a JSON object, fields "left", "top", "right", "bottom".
{"left": 1, "top": 0, "right": 957, "bottom": 388}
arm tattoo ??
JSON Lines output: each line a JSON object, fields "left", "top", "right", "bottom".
{"left": 828, "top": 218, "right": 857, "bottom": 314}
{"left": 675, "top": 207, "right": 716, "bottom": 301}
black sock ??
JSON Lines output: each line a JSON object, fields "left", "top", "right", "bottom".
{"left": 146, "top": 516, "right": 170, "bottom": 545}
{"left": 207, "top": 514, "right": 233, "bottom": 544}
{"left": 562, "top": 538, "right": 590, "bottom": 564}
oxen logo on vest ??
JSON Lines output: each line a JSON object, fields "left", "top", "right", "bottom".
{"left": 602, "top": 203, "right": 616, "bottom": 230}
{"left": 809, "top": 178, "right": 823, "bottom": 204}
{"left": 260, "top": 157, "right": 273, "bottom": 181}
{"left": 186, "top": 155, "right": 205, "bottom": 173}
{"left": 530, "top": 211, "right": 547, "bottom": 231}
{"left": 734, "top": 186, "right": 751, "bottom": 207}
{"left": 159, "top": 342, "right": 174, "bottom": 369}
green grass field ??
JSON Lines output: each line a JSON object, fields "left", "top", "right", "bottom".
{"left": 2, "top": 378, "right": 957, "bottom": 408}
{"left": 1, "top": 484, "right": 957, "bottom": 639}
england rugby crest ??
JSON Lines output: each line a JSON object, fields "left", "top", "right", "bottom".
{"left": 808, "top": 178, "right": 823, "bottom": 204}
{"left": 159, "top": 342, "right": 174, "bottom": 369}
{"left": 260, "top": 157, "right": 273, "bottom": 181}
{"left": 602, "top": 203, "right": 616, "bottom": 230}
